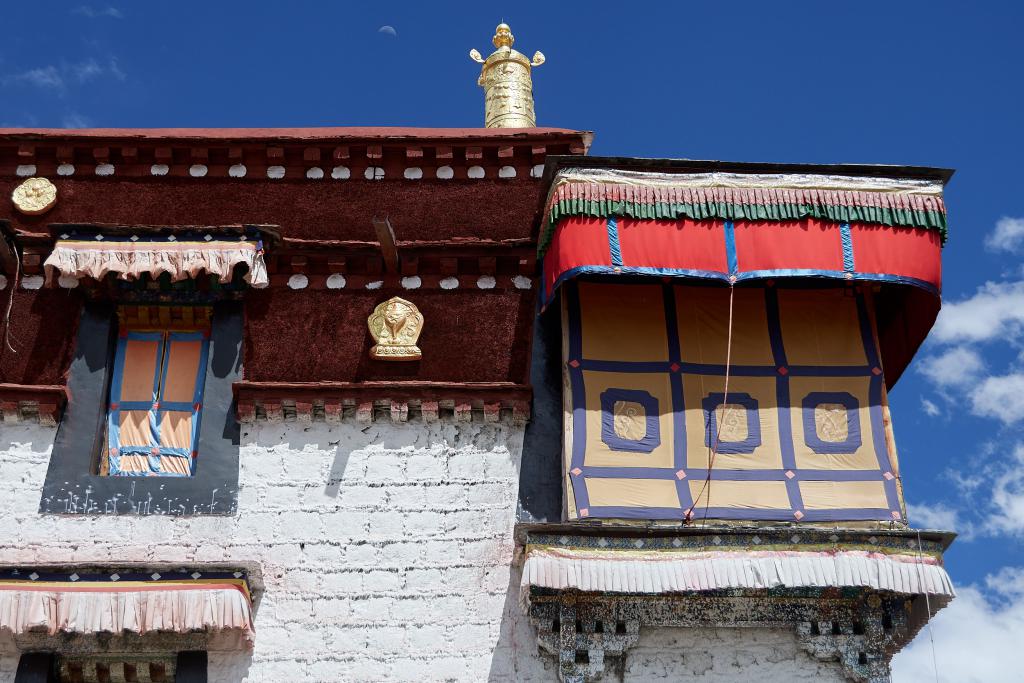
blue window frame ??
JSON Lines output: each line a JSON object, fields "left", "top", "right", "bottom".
{"left": 106, "top": 330, "right": 210, "bottom": 477}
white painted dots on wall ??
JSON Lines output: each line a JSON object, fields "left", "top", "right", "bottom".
{"left": 513, "top": 275, "right": 533, "bottom": 290}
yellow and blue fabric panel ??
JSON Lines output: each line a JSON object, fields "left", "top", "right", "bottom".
{"left": 562, "top": 281, "right": 903, "bottom": 522}
{"left": 107, "top": 328, "right": 209, "bottom": 477}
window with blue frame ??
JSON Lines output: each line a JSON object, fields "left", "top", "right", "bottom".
{"left": 103, "top": 323, "right": 210, "bottom": 477}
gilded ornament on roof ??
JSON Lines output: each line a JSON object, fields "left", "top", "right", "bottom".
{"left": 470, "top": 23, "right": 544, "bottom": 128}
{"left": 12, "top": 177, "right": 57, "bottom": 215}
{"left": 368, "top": 297, "right": 423, "bottom": 361}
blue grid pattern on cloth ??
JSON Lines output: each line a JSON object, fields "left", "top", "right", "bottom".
{"left": 563, "top": 282, "right": 903, "bottom": 523}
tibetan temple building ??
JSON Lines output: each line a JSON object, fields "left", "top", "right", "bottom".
{"left": 0, "top": 23, "right": 954, "bottom": 683}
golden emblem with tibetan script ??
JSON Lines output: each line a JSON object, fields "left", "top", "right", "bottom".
{"left": 368, "top": 297, "right": 423, "bottom": 361}
{"left": 12, "top": 177, "right": 57, "bottom": 215}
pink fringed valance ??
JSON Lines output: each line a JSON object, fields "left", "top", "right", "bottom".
{"left": 0, "top": 583, "right": 254, "bottom": 646}
{"left": 43, "top": 240, "right": 269, "bottom": 287}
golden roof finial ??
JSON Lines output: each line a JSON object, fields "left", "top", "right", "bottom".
{"left": 470, "top": 22, "right": 545, "bottom": 128}
{"left": 493, "top": 23, "right": 514, "bottom": 48}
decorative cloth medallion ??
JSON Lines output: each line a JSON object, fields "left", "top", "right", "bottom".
{"left": 613, "top": 401, "right": 647, "bottom": 440}
{"left": 368, "top": 297, "right": 423, "bottom": 360}
{"left": 12, "top": 177, "right": 57, "bottom": 215}
{"left": 702, "top": 392, "right": 761, "bottom": 454}
{"left": 814, "top": 403, "right": 850, "bottom": 442}
{"left": 802, "top": 392, "right": 862, "bottom": 454}
{"left": 600, "top": 388, "right": 660, "bottom": 452}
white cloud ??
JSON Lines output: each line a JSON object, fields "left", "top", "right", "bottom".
{"left": 931, "top": 280, "right": 1024, "bottom": 344}
{"left": 917, "top": 346, "right": 984, "bottom": 388}
{"left": 985, "top": 446, "right": 1024, "bottom": 537}
{"left": 893, "top": 576, "right": 1024, "bottom": 683}
{"left": 73, "top": 5, "right": 123, "bottom": 18}
{"left": 985, "top": 567, "right": 1024, "bottom": 600}
{"left": 970, "top": 373, "right": 1024, "bottom": 425}
{"left": 907, "top": 501, "right": 973, "bottom": 540}
{"left": 61, "top": 113, "right": 93, "bottom": 128}
{"left": 986, "top": 217, "right": 1024, "bottom": 253}
{"left": 107, "top": 57, "right": 126, "bottom": 81}
{"left": 71, "top": 59, "right": 103, "bottom": 83}
{"left": 5, "top": 66, "right": 64, "bottom": 89}
{"left": 920, "top": 397, "right": 941, "bottom": 417}
{"left": 2, "top": 59, "right": 125, "bottom": 91}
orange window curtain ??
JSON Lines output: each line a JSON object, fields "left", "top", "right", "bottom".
{"left": 106, "top": 329, "right": 209, "bottom": 477}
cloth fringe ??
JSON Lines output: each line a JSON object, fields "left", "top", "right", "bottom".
{"left": 521, "top": 547, "right": 956, "bottom": 599}
{"left": 0, "top": 587, "right": 254, "bottom": 644}
{"left": 539, "top": 170, "right": 949, "bottom": 255}
{"left": 43, "top": 241, "right": 269, "bottom": 287}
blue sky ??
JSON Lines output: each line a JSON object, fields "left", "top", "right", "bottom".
{"left": 2, "top": 2, "right": 1022, "bottom": 679}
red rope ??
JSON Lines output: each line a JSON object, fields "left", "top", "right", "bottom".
{"left": 686, "top": 281, "right": 735, "bottom": 524}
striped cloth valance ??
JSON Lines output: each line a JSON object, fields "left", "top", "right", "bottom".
{"left": 539, "top": 169, "right": 948, "bottom": 256}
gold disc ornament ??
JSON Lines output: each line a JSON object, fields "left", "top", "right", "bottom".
{"left": 368, "top": 297, "right": 423, "bottom": 360}
{"left": 12, "top": 177, "right": 58, "bottom": 215}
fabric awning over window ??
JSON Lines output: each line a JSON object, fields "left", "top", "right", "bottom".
{"left": 538, "top": 168, "right": 946, "bottom": 308}
{"left": 0, "top": 572, "right": 254, "bottom": 646}
{"left": 43, "top": 238, "right": 268, "bottom": 287}
{"left": 522, "top": 546, "right": 955, "bottom": 600}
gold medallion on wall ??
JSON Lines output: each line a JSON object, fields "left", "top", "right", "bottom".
{"left": 368, "top": 296, "right": 423, "bottom": 360}
{"left": 12, "top": 177, "right": 57, "bottom": 215}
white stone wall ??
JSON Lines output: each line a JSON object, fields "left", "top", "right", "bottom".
{"left": 0, "top": 421, "right": 848, "bottom": 682}
{"left": 0, "top": 420, "right": 558, "bottom": 682}
{"left": 622, "top": 627, "right": 847, "bottom": 682}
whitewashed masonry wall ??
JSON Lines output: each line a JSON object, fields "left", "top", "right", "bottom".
{"left": 0, "top": 420, "right": 845, "bottom": 682}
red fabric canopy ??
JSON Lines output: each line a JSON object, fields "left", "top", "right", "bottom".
{"left": 541, "top": 216, "right": 942, "bottom": 388}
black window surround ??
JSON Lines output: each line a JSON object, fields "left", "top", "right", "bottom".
{"left": 39, "top": 301, "right": 242, "bottom": 516}
{"left": 14, "top": 651, "right": 208, "bottom": 683}
{"left": 517, "top": 297, "right": 564, "bottom": 523}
